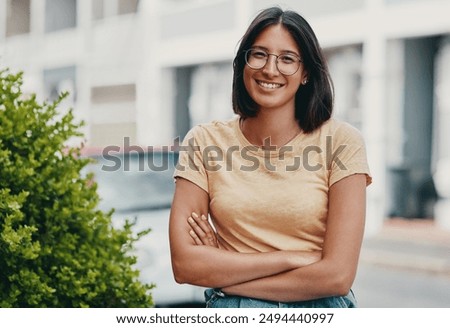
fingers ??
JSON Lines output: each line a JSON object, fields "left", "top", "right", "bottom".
{"left": 188, "top": 213, "right": 213, "bottom": 245}
{"left": 189, "top": 229, "right": 203, "bottom": 246}
{"left": 187, "top": 216, "right": 205, "bottom": 244}
{"left": 187, "top": 212, "right": 218, "bottom": 247}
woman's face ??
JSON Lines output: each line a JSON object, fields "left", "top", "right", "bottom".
{"left": 243, "top": 24, "right": 307, "bottom": 113}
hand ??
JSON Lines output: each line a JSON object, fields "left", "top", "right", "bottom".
{"left": 187, "top": 212, "right": 219, "bottom": 248}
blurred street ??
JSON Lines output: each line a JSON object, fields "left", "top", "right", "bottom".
{"left": 354, "top": 219, "right": 450, "bottom": 307}
{"left": 354, "top": 263, "right": 450, "bottom": 307}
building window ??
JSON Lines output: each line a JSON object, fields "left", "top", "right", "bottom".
{"left": 6, "top": 0, "right": 31, "bottom": 37}
{"left": 91, "top": 84, "right": 136, "bottom": 104}
{"left": 92, "top": 0, "right": 139, "bottom": 20}
{"left": 45, "top": 0, "right": 77, "bottom": 33}
{"left": 188, "top": 63, "right": 233, "bottom": 128}
{"left": 118, "top": 0, "right": 139, "bottom": 15}
{"left": 325, "top": 45, "right": 363, "bottom": 129}
{"left": 43, "top": 66, "right": 77, "bottom": 103}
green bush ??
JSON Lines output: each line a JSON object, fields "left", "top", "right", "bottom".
{"left": 0, "top": 70, "right": 153, "bottom": 307}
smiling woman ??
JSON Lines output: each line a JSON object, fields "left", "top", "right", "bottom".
{"left": 242, "top": 24, "right": 305, "bottom": 116}
{"left": 169, "top": 6, "right": 372, "bottom": 308}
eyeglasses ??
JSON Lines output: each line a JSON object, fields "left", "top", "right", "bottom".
{"left": 244, "top": 48, "right": 302, "bottom": 76}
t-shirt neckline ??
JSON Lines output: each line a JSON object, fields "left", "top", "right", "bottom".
{"left": 233, "top": 117, "right": 304, "bottom": 158}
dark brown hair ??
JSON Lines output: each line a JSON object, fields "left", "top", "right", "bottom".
{"left": 232, "top": 6, "right": 334, "bottom": 133}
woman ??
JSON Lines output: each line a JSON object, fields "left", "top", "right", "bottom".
{"left": 169, "top": 6, "right": 371, "bottom": 308}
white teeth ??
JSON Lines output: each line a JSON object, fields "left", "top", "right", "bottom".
{"left": 257, "top": 81, "right": 282, "bottom": 89}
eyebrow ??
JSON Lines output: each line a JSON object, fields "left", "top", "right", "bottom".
{"left": 252, "top": 45, "right": 301, "bottom": 57}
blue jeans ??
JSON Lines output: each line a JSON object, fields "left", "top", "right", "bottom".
{"left": 205, "top": 288, "right": 357, "bottom": 308}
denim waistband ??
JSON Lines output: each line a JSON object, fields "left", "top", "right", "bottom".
{"left": 204, "top": 288, "right": 357, "bottom": 308}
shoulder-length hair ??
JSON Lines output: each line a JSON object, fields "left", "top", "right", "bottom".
{"left": 232, "top": 6, "right": 334, "bottom": 133}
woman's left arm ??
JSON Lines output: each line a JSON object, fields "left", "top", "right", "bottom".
{"left": 221, "top": 174, "right": 367, "bottom": 302}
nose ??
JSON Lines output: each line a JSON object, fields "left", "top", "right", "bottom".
{"left": 262, "top": 54, "right": 280, "bottom": 77}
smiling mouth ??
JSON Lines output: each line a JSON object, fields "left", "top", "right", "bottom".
{"left": 256, "top": 80, "right": 284, "bottom": 89}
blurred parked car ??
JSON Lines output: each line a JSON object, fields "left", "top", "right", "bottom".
{"left": 83, "top": 150, "right": 205, "bottom": 307}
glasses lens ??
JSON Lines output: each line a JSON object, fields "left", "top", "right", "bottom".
{"left": 277, "top": 54, "right": 300, "bottom": 75}
{"left": 245, "top": 49, "right": 267, "bottom": 69}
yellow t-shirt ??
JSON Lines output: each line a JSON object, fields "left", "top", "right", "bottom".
{"left": 174, "top": 117, "right": 372, "bottom": 253}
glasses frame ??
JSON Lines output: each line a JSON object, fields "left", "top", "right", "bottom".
{"left": 244, "top": 48, "right": 303, "bottom": 76}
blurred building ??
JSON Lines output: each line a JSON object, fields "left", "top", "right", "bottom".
{"left": 1, "top": 0, "right": 450, "bottom": 234}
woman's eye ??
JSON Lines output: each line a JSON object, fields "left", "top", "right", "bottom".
{"left": 280, "top": 55, "right": 296, "bottom": 63}
{"left": 252, "top": 51, "right": 267, "bottom": 58}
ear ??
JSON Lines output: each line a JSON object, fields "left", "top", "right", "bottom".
{"left": 301, "top": 71, "right": 309, "bottom": 85}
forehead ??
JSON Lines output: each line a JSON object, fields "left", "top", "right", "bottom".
{"left": 252, "top": 24, "right": 300, "bottom": 54}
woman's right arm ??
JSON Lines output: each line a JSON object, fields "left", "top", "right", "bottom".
{"left": 169, "top": 178, "right": 319, "bottom": 288}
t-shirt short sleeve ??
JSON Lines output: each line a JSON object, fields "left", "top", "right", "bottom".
{"left": 173, "top": 126, "right": 209, "bottom": 192}
{"left": 328, "top": 122, "right": 372, "bottom": 187}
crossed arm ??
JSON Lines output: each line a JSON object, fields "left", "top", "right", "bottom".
{"left": 169, "top": 174, "right": 367, "bottom": 302}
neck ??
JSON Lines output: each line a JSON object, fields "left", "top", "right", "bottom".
{"left": 241, "top": 110, "right": 301, "bottom": 148}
